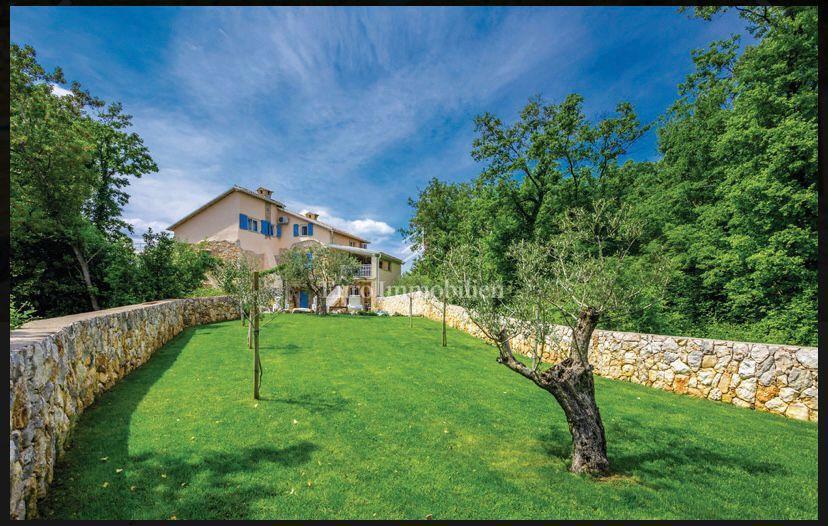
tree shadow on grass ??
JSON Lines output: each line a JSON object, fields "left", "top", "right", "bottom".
{"left": 260, "top": 343, "right": 303, "bottom": 355}
{"left": 46, "top": 441, "right": 319, "bottom": 519}
{"left": 258, "top": 392, "right": 351, "bottom": 415}
{"left": 537, "top": 418, "right": 785, "bottom": 489}
{"left": 39, "top": 325, "right": 320, "bottom": 519}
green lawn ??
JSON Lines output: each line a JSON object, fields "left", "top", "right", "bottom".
{"left": 42, "top": 315, "right": 818, "bottom": 519}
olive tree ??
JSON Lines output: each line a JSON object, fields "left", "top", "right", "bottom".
{"left": 443, "top": 200, "right": 668, "bottom": 474}
{"left": 215, "top": 253, "right": 280, "bottom": 346}
{"left": 276, "top": 244, "right": 360, "bottom": 315}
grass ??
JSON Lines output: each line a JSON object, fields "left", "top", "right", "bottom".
{"left": 41, "top": 314, "right": 818, "bottom": 519}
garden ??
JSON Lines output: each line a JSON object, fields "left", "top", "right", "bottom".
{"left": 41, "top": 314, "right": 817, "bottom": 520}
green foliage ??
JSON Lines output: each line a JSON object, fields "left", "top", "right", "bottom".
{"left": 382, "top": 269, "right": 437, "bottom": 296}
{"left": 10, "top": 42, "right": 164, "bottom": 316}
{"left": 40, "top": 315, "right": 817, "bottom": 519}
{"left": 133, "top": 229, "right": 219, "bottom": 300}
{"left": 403, "top": 6, "right": 817, "bottom": 345}
{"left": 400, "top": 178, "right": 473, "bottom": 276}
{"left": 10, "top": 296, "right": 37, "bottom": 330}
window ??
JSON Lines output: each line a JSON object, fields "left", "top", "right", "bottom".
{"left": 251, "top": 219, "right": 258, "bottom": 232}
{"left": 349, "top": 241, "right": 356, "bottom": 247}
{"left": 361, "top": 243, "right": 368, "bottom": 249}
{"left": 301, "top": 225, "right": 308, "bottom": 236}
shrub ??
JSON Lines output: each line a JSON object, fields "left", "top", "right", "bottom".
{"left": 10, "top": 296, "right": 37, "bottom": 329}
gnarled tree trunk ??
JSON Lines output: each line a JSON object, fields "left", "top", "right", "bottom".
{"left": 541, "top": 358, "right": 608, "bottom": 475}
{"left": 497, "top": 307, "right": 609, "bottom": 475}
{"left": 543, "top": 306, "right": 608, "bottom": 474}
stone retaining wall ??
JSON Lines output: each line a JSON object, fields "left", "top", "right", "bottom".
{"left": 376, "top": 292, "right": 818, "bottom": 422}
{"left": 9, "top": 297, "right": 239, "bottom": 519}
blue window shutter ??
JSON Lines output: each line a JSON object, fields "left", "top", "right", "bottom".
{"left": 239, "top": 214, "right": 248, "bottom": 230}
{"left": 276, "top": 224, "right": 281, "bottom": 238}
{"left": 293, "top": 224, "right": 299, "bottom": 237}
{"left": 307, "top": 223, "right": 314, "bottom": 236}
{"left": 262, "top": 220, "right": 269, "bottom": 235}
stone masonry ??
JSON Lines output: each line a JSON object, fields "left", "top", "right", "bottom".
{"left": 9, "top": 297, "right": 238, "bottom": 519}
{"left": 375, "top": 292, "right": 818, "bottom": 422}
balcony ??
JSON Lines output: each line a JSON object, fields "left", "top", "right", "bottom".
{"left": 357, "top": 264, "right": 372, "bottom": 278}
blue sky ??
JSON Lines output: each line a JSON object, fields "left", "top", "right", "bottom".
{"left": 12, "top": 6, "right": 748, "bottom": 267}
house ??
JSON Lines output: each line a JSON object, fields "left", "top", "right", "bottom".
{"left": 167, "top": 185, "right": 403, "bottom": 311}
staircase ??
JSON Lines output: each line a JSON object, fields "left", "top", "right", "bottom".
{"left": 326, "top": 285, "right": 346, "bottom": 309}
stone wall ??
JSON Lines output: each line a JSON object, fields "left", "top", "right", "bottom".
{"left": 376, "top": 292, "right": 818, "bottom": 422}
{"left": 9, "top": 297, "right": 239, "bottom": 519}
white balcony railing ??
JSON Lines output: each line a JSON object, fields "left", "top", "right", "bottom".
{"left": 357, "top": 264, "right": 372, "bottom": 278}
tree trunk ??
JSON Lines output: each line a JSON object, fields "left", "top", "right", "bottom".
{"left": 247, "top": 319, "right": 252, "bottom": 349}
{"left": 253, "top": 271, "right": 261, "bottom": 399}
{"left": 441, "top": 297, "right": 447, "bottom": 347}
{"left": 541, "top": 359, "right": 609, "bottom": 475}
{"left": 409, "top": 295, "right": 413, "bottom": 328}
{"left": 541, "top": 307, "right": 608, "bottom": 475}
{"left": 70, "top": 243, "right": 100, "bottom": 311}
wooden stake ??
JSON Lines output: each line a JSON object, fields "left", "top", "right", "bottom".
{"left": 253, "top": 271, "right": 261, "bottom": 400}
{"left": 441, "top": 295, "right": 447, "bottom": 347}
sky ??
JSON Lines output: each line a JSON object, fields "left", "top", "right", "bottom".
{"left": 11, "top": 6, "right": 749, "bottom": 268}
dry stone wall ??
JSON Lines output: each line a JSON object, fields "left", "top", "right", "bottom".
{"left": 9, "top": 297, "right": 238, "bottom": 519}
{"left": 376, "top": 292, "right": 818, "bottom": 422}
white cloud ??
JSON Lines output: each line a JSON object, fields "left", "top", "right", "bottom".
{"left": 162, "top": 7, "right": 588, "bottom": 205}
{"left": 50, "top": 83, "right": 72, "bottom": 97}
{"left": 323, "top": 216, "right": 395, "bottom": 240}
{"left": 292, "top": 202, "right": 396, "bottom": 243}
{"left": 124, "top": 217, "right": 170, "bottom": 232}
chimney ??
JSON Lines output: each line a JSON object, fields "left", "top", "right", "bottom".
{"left": 256, "top": 187, "right": 273, "bottom": 199}
{"left": 304, "top": 211, "right": 319, "bottom": 221}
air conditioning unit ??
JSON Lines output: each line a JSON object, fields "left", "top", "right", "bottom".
{"left": 277, "top": 216, "right": 289, "bottom": 224}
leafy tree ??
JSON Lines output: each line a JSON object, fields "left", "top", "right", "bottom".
{"left": 400, "top": 178, "right": 472, "bottom": 276}
{"left": 443, "top": 201, "right": 668, "bottom": 474}
{"left": 10, "top": 43, "right": 160, "bottom": 315}
{"left": 85, "top": 102, "right": 158, "bottom": 237}
{"left": 11, "top": 44, "right": 102, "bottom": 310}
{"left": 276, "top": 245, "right": 360, "bottom": 315}
{"left": 135, "top": 229, "right": 218, "bottom": 301}
{"left": 472, "top": 93, "right": 648, "bottom": 229}
{"left": 216, "top": 252, "right": 280, "bottom": 347}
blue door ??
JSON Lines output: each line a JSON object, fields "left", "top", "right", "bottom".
{"left": 299, "top": 291, "right": 309, "bottom": 309}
